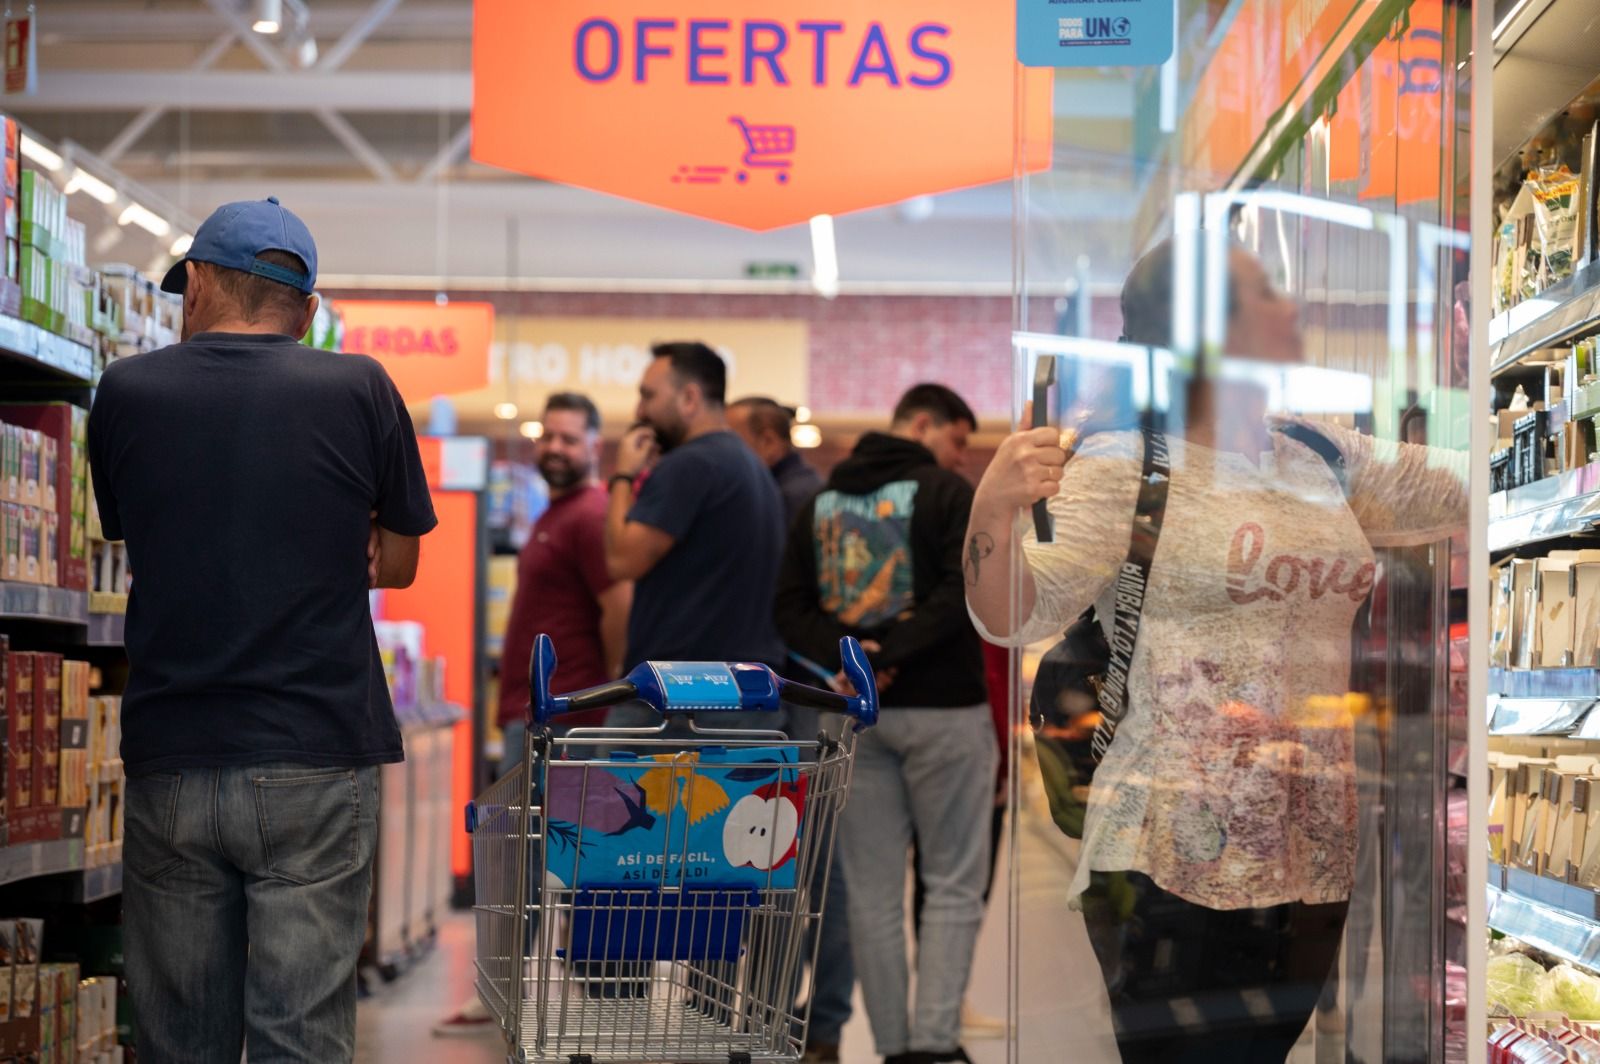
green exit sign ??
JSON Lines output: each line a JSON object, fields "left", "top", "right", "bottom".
{"left": 744, "top": 262, "right": 802, "bottom": 280}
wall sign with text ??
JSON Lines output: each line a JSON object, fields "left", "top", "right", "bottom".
{"left": 1016, "top": 0, "right": 1173, "bottom": 68}
{"left": 472, "top": 2, "right": 1054, "bottom": 230}
{"left": 338, "top": 301, "right": 496, "bottom": 403}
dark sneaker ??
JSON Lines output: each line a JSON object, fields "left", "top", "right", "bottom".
{"left": 924, "top": 1050, "right": 974, "bottom": 1064}
{"left": 802, "top": 1041, "right": 841, "bottom": 1063}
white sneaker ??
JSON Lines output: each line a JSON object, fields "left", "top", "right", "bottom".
{"left": 960, "top": 1001, "right": 1007, "bottom": 1040}
{"left": 431, "top": 997, "right": 497, "bottom": 1037}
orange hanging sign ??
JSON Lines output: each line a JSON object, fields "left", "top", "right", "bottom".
{"left": 338, "top": 301, "right": 495, "bottom": 403}
{"left": 471, "top": 1, "right": 1054, "bottom": 231}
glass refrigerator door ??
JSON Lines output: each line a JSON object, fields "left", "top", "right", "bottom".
{"left": 998, "top": 2, "right": 1473, "bottom": 1061}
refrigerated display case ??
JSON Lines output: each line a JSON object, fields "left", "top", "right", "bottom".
{"left": 1001, "top": 2, "right": 1475, "bottom": 1060}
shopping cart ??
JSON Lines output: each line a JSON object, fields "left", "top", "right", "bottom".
{"left": 468, "top": 633, "right": 878, "bottom": 1064}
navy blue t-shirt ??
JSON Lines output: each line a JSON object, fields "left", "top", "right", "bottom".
{"left": 624, "top": 430, "right": 786, "bottom": 670}
{"left": 88, "top": 333, "right": 437, "bottom": 775}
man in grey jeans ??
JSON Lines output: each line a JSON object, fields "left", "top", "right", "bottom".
{"left": 89, "top": 198, "right": 435, "bottom": 1062}
{"left": 775, "top": 384, "right": 996, "bottom": 1064}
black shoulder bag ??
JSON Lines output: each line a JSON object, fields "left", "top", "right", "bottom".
{"left": 1028, "top": 422, "right": 1346, "bottom": 840}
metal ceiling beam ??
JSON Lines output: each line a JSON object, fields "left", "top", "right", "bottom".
{"left": 415, "top": 122, "right": 472, "bottom": 183}
{"left": 204, "top": 0, "right": 290, "bottom": 73}
{"left": 320, "top": 0, "right": 407, "bottom": 71}
{"left": 37, "top": 3, "right": 469, "bottom": 42}
{"left": 315, "top": 109, "right": 397, "bottom": 183}
{"left": 101, "top": 31, "right": 238, "bottom": 163}
{"left": 13, "top": 70, "right": 471, "bottom": 112}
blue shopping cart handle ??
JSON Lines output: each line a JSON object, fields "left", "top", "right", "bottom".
{"left": 529, "top": 634, "right": 878, "bottom": 730}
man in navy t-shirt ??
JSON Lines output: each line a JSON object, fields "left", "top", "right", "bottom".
{"left": 605, "top": 342, "right": 786, "bottom": 682}
{"left": 87, "top": 198, "right": 435, "bottom": 1063}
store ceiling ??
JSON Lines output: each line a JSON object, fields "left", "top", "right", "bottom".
{"left": 12, "top": 0, "right": 1142, "bottom": 293}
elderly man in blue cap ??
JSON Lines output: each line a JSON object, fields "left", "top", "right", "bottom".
{"left": 87, "top": 198, "right": 437, "bottom": 1063}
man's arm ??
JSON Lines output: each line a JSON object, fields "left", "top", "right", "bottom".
{"left": 874, "top": 477, "right": 979, "bottom": 670}
{"left": 596, "top": 581, "right": 633, "bottom": 678}
{"left": 368, "top": 515, "right": 421, "bottom": 589}
{"left": 605, "top": 480, "right": 675, "bottom": 582}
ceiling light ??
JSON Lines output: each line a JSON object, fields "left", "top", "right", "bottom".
{"left": 18, "top": 136, "right": 61, "bottom": 172}
{"left": 118, "top": 202, "right": 171, "bottom": 238}
{"left": 296, "top": 37, "right": 319, "bottom": 68}
{"left": 795, "top": 405, "right": 812, "bottom": 424}
{"left": 520, "top": 420, "right": 544, "bottom": 440}
{"left": 169, "top": 233, "right": 193, "bottom": 256}
{"left": 791, "top": 424, "right": 822, "bottom": 449}
{"left": 810, "top": 214, "right": 839, "bottom": 300}
{"left": 494, "top": 402, "right": 519, "bottom": 421}
{"left": 63, "top": 168, "right": 117, "bottom": 205}
{"left": 252, "top": 0, "right": 283, "bottom": 34}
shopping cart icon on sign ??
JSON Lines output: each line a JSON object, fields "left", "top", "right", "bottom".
{"left": 730, "top": 116, "right": 794, "bottom": 185}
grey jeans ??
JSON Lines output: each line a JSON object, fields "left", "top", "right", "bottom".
{"left": 838, "top": 706, "right": 997, "bottom": 1056}
{"left": 124, "top": 764, "right": 380, "bottom": 1064}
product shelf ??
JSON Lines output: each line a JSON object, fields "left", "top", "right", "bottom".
{"left": 0, "top": 583, "right": 87, "bottom": 626}
{"left": 1490, "top": 861, "right": 1600, "bottom": 972}
{"left": 71, "top": 860, "right": 120, "bottom": 904}
{"left": 1490, "top": 261, "right": 1600, "bottom": 379}
{"left": 86, "top": 611, "right": 122, "bottom": 647}
{"left": 0, "top": 315, "right": 94, "bottom": 384}
{"left": 1488, "top": 467, "right": 1600, "bottom": 552}
{"left": 1490, "top": 696, "right": 1596, "bottom": 736}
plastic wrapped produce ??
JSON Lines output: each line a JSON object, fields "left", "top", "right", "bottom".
{"left": 1488, "top": 953, "right": 1548, "bottom": 1015}
{"left": 1539, "top": 964, "right": 1600, "bottom": 1021}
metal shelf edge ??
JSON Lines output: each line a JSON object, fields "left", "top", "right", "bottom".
{"left": 0, "top": 584, "right": 88, "bottom": 627}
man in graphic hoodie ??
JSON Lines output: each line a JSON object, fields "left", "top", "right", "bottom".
{"left": 775, "top": 384, "right": 995, "bottom": 1064}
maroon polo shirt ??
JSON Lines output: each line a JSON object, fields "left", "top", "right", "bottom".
{"left": 498, "top": 483, "right": 615, "bottom": 726}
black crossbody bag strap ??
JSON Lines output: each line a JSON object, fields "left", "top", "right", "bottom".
{"left": 1088, "top": 429, "right": 1172, "bottom": 762}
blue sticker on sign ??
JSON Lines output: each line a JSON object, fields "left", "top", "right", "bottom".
{"left": 1017, "top": 0, "right": 1174, "bottom": 68}
{"left": 650, "top": 663, "right": 743, "bottom": 711}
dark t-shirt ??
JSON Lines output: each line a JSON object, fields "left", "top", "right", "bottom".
{"left": 87, "top": 333, "right": 437, "bottom": 775}
{"left": 624, "top": 430, "right": 785, "bottom": 669}
{"left": 497, "top": 484, "right": 615, "bottom": 726}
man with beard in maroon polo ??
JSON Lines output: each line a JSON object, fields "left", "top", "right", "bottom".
{"left": 433, "top": 390, "right": 631, "bottom": 1036}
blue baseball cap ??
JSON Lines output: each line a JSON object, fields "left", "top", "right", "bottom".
{"left": 160, "top": 195, "right": 318, "bottom": 296}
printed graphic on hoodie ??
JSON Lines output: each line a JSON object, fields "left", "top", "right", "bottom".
{"left": 814, "top": 480, "right": 919, "bottom": 628}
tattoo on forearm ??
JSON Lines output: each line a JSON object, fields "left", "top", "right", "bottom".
{"left": 965, "top": 533, "right": 995, "bottom": 587}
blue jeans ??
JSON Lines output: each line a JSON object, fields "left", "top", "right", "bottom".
{"left": 124, "top": 764, "right": 380, "bottom": 1064}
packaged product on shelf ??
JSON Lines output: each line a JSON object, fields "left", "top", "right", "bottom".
{"left": 1519, "top": 763, "right": 1553, "bottom": 873}
{"left": 1532, "top": 165, "right": 1581, "bottom": 288}
{"left": 1493, "top": 564, "right": 1515, "bottom": 667}
{"left": 1538, "top": 554, "right": 1580, "bottom": 666}
{"left": 14, "top": 918, "right": 41, "bottom": 1021}
{"left": 42, "top": 509, "right": 58, "bottom": 587}
{"left": 1512, "top": 558, "right": 1541, "bottom": 668}
{"left": 1488, "top": 952, "right": 1547, "bottom": 1015}
{"left": 1491, "top": 755, "right": 1512, "bottom": 863}
{"left": 1, "top": 405, "right": 92, "bottom": 592}
{"left": 20, "top": 505, "right": 41, "bottom": 584}
{"left": 4, "top": 502, "right": 20, "bottom": 582}
{"left": 34, "top": 654, "right": 59, "bottom": 809}
{"left": 58, "top": 662, "right": 86, "bottom": 810}
{"left": 7, "top": 651, "right": 32, "bottom": 815}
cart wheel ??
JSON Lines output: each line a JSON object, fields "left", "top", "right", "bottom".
{"left": 378, "top": 962, "right": 400, "bottom": 984}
